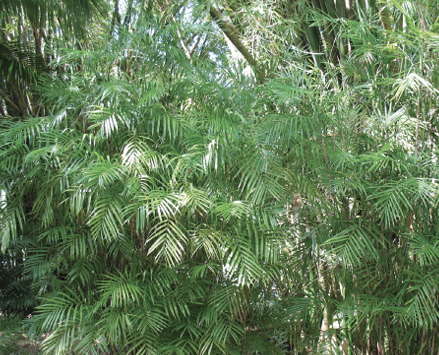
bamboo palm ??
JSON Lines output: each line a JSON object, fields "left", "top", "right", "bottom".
{"left": 1, "top": 1, "right": 439, "bottom": 354}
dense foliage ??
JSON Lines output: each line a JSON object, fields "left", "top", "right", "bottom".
{"left": 1, "top": 0, "right": 439, "bottom": 354}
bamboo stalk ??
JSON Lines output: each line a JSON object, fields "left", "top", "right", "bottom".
{"left": 0, "top": 89, "right": 20, "bottom": 114}
{"left": 209, "top": 5, "right": 264, "bottom": 83}
{"left": 302, "top": 23, "right": 322, "bottom": 69}
{"left": 110, "top": 0, "right": 121, "bottom": 36}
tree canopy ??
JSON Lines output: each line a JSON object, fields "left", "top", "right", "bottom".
{"left": 1, "top": 1, "right": 439, "bottom": 354}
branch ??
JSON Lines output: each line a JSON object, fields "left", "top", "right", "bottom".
{"left": 171, "top": 15, "right": 192, "bottom": 61}
{"left": 190, "top": 35, "right": 202, "bottom": 57}
{"left": 0, "top": 89, "right": 20, "bottom": 114}
{"left": 209, "top": 5, "right": 264, "bottom": 83}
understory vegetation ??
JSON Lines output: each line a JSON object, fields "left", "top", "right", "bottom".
{"left": 1, "top": 0, "right": 439, "bottom": 354}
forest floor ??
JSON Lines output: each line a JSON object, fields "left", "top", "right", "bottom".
{"left": 0, "top": 315, "right": 42, "bottom": 355}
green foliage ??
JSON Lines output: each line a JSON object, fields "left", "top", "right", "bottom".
{"left": 1, "top": 0, "right": 439, "bottom": 354}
